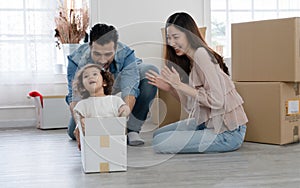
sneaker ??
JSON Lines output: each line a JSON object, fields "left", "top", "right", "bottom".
{"left": 127, "top": 132, "right": 144, "bottom": 146}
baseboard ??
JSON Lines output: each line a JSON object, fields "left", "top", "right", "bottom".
{"left": 0, "top": 105, "right": 36, "bottom": 129}
{"left": 0, "top": 119, "right": 36, "bottom": 129}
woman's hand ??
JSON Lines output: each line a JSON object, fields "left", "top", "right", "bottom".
{"left": 146, "top": 70, "right": 172, "bottom": 91}
{"left": 161, "top": 66, "right": 182, "bottom": 89}
{"left": 118, "top": 104, "right": 131, "bottom": 117}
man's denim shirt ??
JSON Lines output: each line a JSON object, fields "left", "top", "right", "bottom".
{"left": 66, "top": 42, "right": 142, "bottom": 104}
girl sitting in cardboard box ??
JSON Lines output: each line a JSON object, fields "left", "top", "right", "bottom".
{"left": 72, "top": 64, "right": 130, "bottom": 150}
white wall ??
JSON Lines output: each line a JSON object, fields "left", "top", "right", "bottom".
{"left": 0, "top": 76, "right": 68, "bottom": 128}
{"left": 90, "top": 0, "right": 210, "bottom": 68}
{"left": 1, "top": 1, "right": 211, "bottom": 128}
{"left": 87, "top": 0, "right": 211, "bottom": 127}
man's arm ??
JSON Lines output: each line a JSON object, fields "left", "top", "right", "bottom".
{"left": 123, "top": 95, "right": 136, "bottom": 112}
{"left": 69, "top": 101, "right": 78, "bottom": 120}
{"left": 66, "top": 57, "right": 78, "bottom": 105}
{"left": 114, "top": 42, "right": 141, "bottom": 100}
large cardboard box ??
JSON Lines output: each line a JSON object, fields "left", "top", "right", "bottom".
{"left": 158, "top": 90, "right": 188, "bottom": 127}
{"left": 235, "top": 82, "right": 300, "bottom": 145}
{"left": 79, "top": 117, "right": 127, "bottom": 173}
{"left": 32, "top": 95, "right": 69, "bottom": 129}
{"left": 232, "top": 17, "right": 300, "bottom": 82}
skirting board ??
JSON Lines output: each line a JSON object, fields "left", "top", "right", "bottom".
{"left": 0, "top": 119, "right": 36, "bottom": 129}
{"left": 0, "top": 105, "right": 36, "bottom": 128}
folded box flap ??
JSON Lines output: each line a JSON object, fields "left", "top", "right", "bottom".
{"left": 84, "top": 117, "right": 126, "bottom": 136}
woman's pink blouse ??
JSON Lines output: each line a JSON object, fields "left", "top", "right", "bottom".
{"left": 185, "top": 48, "right": 248, "bottom": 133}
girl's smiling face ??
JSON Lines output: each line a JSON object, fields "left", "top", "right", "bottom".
{"left": 82, "top": 67, "right": 105, "bottom": 96}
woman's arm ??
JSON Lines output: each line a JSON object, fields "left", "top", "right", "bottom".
{"left": 191, "top": 49, "right": 224, "bottom": 109}
{"left": 161, "top": 66, "right": 198, "bottom": 97}
{"left": 161, "top": 65, "right": 224, "bottom": 109}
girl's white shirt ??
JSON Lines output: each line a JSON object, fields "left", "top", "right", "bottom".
{"left": 73, "top": 95, "right": 125, "bottom": 120}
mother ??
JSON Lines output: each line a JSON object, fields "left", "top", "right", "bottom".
{"left": 146, "top": 12, "right": 248, "bottom": 153}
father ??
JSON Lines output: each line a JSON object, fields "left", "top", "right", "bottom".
{"left": 66, "top": 23, "right": 158, "bottom": 146}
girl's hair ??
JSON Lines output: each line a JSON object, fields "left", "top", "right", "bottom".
{"left": 164, "top": 12, "right": 229, "bottom": 76}
{"left": 73, "top": 64, "right": 114, "bottom": 99}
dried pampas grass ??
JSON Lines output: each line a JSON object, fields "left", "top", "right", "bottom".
{"left": 54, "top": 0, "right": 89, "bottom": 46}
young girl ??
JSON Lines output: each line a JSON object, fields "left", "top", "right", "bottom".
{"left": 146, "top": 12, "right": 248, "bottom": 153}
{"left": 72, "top": 64, "right": 130, "bottom": 150}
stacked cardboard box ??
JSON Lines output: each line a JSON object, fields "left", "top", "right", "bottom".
{"left": 232, "top": 17, "right": 300, "bottom": 145}
{"left": 79, "top": 117, "right": 127, "bottom": 173}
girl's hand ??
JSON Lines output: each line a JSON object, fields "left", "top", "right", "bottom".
{"left": 161, "top": 66, "right": 181, "bottom": 89}
{"left": 146, "top": 70, "right": 172, "bottom": 91}
{"left": 118, "top": 104, "right": 131, "bottom": 117}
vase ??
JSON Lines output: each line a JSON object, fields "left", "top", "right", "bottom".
{"left": 55, "top": 43, "right": 80, "bottom": 74}
{"left": 62, "top": 43, "right": 80, "bottom": 66}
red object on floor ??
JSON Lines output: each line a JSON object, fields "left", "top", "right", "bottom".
{"left": 28, "top": 91, "right": 43, "bottom": 108}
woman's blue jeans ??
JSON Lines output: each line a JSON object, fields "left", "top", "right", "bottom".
{"left": 153, "top": 118, "right": 247, "bottom": 153}
{"left": 67, "top": 63, "right": 158, "bottom": 139}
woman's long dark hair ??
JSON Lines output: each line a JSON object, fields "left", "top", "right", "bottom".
{"left": 164, "top": 12, "right": 229, "bottom": 76}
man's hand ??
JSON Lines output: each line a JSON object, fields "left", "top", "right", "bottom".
{"left": 118, "top": 104, "right": 131, "bottom": 117}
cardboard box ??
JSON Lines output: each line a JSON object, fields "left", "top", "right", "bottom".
{"left": 79, "top": 117, "right": 127, "bottom": 173}
{"left": 158, "top": 90, "right": 188, "bottom": 127}
{"left": 235, "top": 82, "right": 300, "bottom": 145}
{"left": 232, "top": 17, "right": 300, "bottom": 81}
{"left": 33, "top": 95, "right": 69, "bottom": 129}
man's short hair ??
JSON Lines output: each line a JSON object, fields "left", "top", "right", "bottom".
{"left": 89, "top": 24, "right": 118, "bottom": 48}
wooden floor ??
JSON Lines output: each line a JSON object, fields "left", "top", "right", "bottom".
{"left": 1, "top": 124, "right": 300, "bottom": 188}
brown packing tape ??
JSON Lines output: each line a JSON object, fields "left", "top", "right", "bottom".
{"left": 293, "top": 126, "right": 299, "bottom": 142}
{"left": 100, "top": 135, "right": 110, "bottom": 147}
{"left": 293, "top": 83, "right": 300, "bottom": 96}
{"left": 100, "top": 162, "right": 110, "bottom": 173}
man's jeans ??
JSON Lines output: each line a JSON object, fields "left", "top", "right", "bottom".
{"left": 153, "top": 118, "right": 247, "bottom": 153}
{"left": 67, "top": 63, "right": 158, "bottom": 139}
